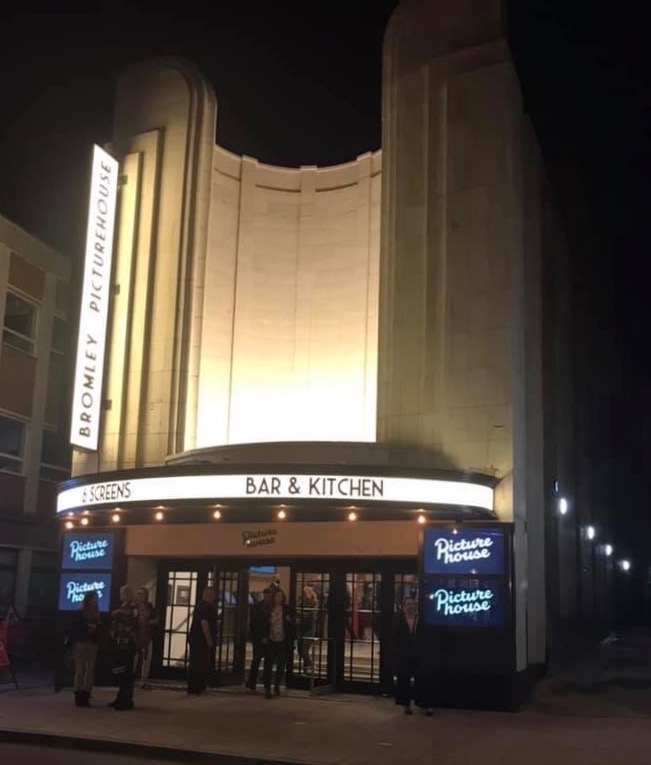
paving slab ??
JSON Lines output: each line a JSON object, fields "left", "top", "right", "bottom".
{"left": 2, "top": 684, "right": 651, "bottom": 765}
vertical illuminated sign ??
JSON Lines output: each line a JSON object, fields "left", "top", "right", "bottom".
{"left": 70, "top": 145, "right": 119, "bottom": 450}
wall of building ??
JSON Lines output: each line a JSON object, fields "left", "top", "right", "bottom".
{"left": 126, "top": 520, "right": 419, "bottom": 559}
{"left": 84, "top": 59, "right": 381, "bottom": 473}
{"left": 379, "top": 0, "right": 546, "bottom": 671}
{"left": 0, "top": 214, "right": 70, "bottom": 615}
{"left": 74, "top": 59, "right": 217, "bottom": 475}
{"left": 197, "top": 147, "right": 381, "bottom": 446}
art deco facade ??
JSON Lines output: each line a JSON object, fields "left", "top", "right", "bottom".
{"left": 59, "top": 0, "right": 608, "bottom": 701}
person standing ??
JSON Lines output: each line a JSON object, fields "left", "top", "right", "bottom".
{"left": 391, "top": 596, "right": 434, "bottom": 716}
{"left": 134, "top": 587, "right": 159, "bottom": 689}
{"left": 109, "top": 585, "right": 139, "bottom": 711}
{"left": 187, "top": 586, "right": 217, "bottom": 695}
{"left": 245, "top": 587, "right": 273, "bottom": 692}
{"left": 297, "top": 585, "right": 318, "bottom": 672}
{"left": 262, "top": 588, "right": 295, "bottom": 698}
{"left": 71, "top": 590, "right": 100, "bottom": 707}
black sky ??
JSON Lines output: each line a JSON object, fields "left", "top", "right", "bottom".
{"left": 1, "top": 3, "right": 649, "bottom": 594}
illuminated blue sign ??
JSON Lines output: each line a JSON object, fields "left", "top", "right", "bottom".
{"left": 62, "top": 532, "right": 115, "bottom": 571}
{"left": 423, "top": 527, "right": 505, "bottom": 576}
{"left": 422, "top": 577, "right": 505, "bottom": 628}
{"left": 58, "top": 573, "right": 112, "bottom": 612}
{"left": 249, "top": 566, "right": 276, "bottom": 575}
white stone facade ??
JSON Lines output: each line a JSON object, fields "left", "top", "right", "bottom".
{"left": 198, "top": 148, "right": 381, "bottom": 447}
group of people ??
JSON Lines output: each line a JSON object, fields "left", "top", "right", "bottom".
{"left": 69, "top": 584, "right": 158, "bottom": 710}
{"left": 188, "top": 582, "right": 306, "bottom": 699}
{"left": 70, "top": 581, "right": 435, "bottom": 715}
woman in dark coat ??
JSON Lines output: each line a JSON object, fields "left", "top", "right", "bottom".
{"left": 261, "top": 588, "right": 295, "bottom": 698}
{"left": 71, "top": 590, "right": 100, "bottom": 707}
{"left": 391, "top": 596, "right": 434, "bottom": 715}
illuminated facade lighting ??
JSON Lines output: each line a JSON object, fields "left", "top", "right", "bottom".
{"left": 620, "top": 560, "right": 631, "bottom": 572}
{"left": 417, "top": 514, "right": 426, "bottom": 524}
{"left": 212, "top": 510, "right": 222, "bottom": 520}
{"left": 57, "top": 473, "right": 494, "bottom": 515}
{"left": 155, "top": 511, "right": 164, "bottom": 522}
{"left": 65, "top": 520, "right": 74, "bottom": 530}
{"left": 347, "top": 511, "right": 358, "bottom": 522}
{"left": 605, "top": 544, "right": 613, "bottom": 556}
{"left": 277, "top": 509, "right": 287, "bottom": 520}
{"left": 80, "top": 517, "right": 89, "bottom": 526}
{"left": 587, "top": 526, "right": 596, "bottom": 540}
{"left": 558, "top": 497, "right": 568, "bottom": 515}
{"left": 111, "top": 513, "right": 121, "bottom": 524}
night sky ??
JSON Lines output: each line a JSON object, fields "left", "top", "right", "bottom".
{"left": 1, "top": 4, "right": 649, "bottom": 601}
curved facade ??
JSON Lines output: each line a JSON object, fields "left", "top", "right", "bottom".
{"left": 198, "top": 147, "right": 381, "bottom": 447}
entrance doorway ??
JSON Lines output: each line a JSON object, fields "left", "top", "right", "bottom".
{"left": 154, "top": 558, "right": 417, "bottom": 693}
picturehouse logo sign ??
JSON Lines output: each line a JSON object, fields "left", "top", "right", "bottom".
{"left": 61, "top": 532, "right": 115, "bottom": 570}
{"left": 58, "top": 572, "right": 112, "bottom": 612}
{"left": 423, "top": 527, "right": 505, "bottom": 576}
{"left": 70, "top": 144, "right": 119, "bottom": 451}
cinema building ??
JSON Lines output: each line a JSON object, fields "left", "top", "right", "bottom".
{"left": 56, "top": 0, "right": 613, "bottom": 705}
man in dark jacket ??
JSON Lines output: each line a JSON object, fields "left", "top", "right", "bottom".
{"left": 109, "top": 585, "right": 139, "bottom": 711}
{"left": 187, "top": 586, "right": 217, "bottom": 695}
{"left": 245, "top": 587, "right": 273, "bottom": 692}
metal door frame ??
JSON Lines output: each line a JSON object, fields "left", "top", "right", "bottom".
{"left": 208, "top": 566, "right": 250, "bottom": 687}
{"left": 153, "top": 556, "right": 417, "bottom": 692}
{"left": 154, "top": 560, "right": 211, "bottom": 680}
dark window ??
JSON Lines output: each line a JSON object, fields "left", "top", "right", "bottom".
{"left": 0, "top": 414, "right": 25, "bottom": 474}
{"left": 0, "top": 548, "right": 18, "bottom": 612}
{"left": 27, "top": 551, "right": 58, "bottom": 615}
{"left": 39, "top": 429, "right": 71, "bottom": 482}
{"left": 51, "top": 316, "right": 69, "bottom": 356}
{"left": 3, "top": 291, "right": 37, "bottom": 355}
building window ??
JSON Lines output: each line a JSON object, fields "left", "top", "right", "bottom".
{"left": 2, "top": 291, "right": 37, "bottom": 355}
{"left": 50, "top": 316, "right": 69, "bottom": 357}
{"left": 27, "top": 551, "right": 58, "bottom": 615}
{"left": 0, "top": 548, "right": 18, "bottom": 613}
{"left": 40, "top": 428, "right": 71, "bottom": 482}
{"left": 0, "top": 413, "right": 25, "bottom": 474}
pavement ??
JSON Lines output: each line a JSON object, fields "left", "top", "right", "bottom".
{"left": 2, "top": 629, "right": 651, "bottom": 765}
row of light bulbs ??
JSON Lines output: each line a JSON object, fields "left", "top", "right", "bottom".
{"left": 63, "top": 506, "right": 433, "bottom": 528}
{"left": 557, "top": 495, "right": 631, "bottom": 572}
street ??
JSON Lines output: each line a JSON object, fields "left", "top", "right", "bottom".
{"left": 1, "top": 744, "right": 184, "bottom": 765}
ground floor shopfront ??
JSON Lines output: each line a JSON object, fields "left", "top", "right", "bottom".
{"left": 153, "top": 553, "right": 417, "bottom": 694}
{"left": 56, "top": 460, "right": 528, "bottom": 705}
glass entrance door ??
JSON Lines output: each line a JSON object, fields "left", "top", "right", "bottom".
{"left": 159, "top": 567, "right": 202, "bottom": 677}
{"left": 208, "top": 568, "right": 249, "bottom": 686}
{"left": 291, "top": 570, "right": 333, "bottom": 692}
{"left": 342, "top": 571, "right": 382, "bottom": 686}
{"left": 337, "top": 565, "right": 418, "bottom": 693}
